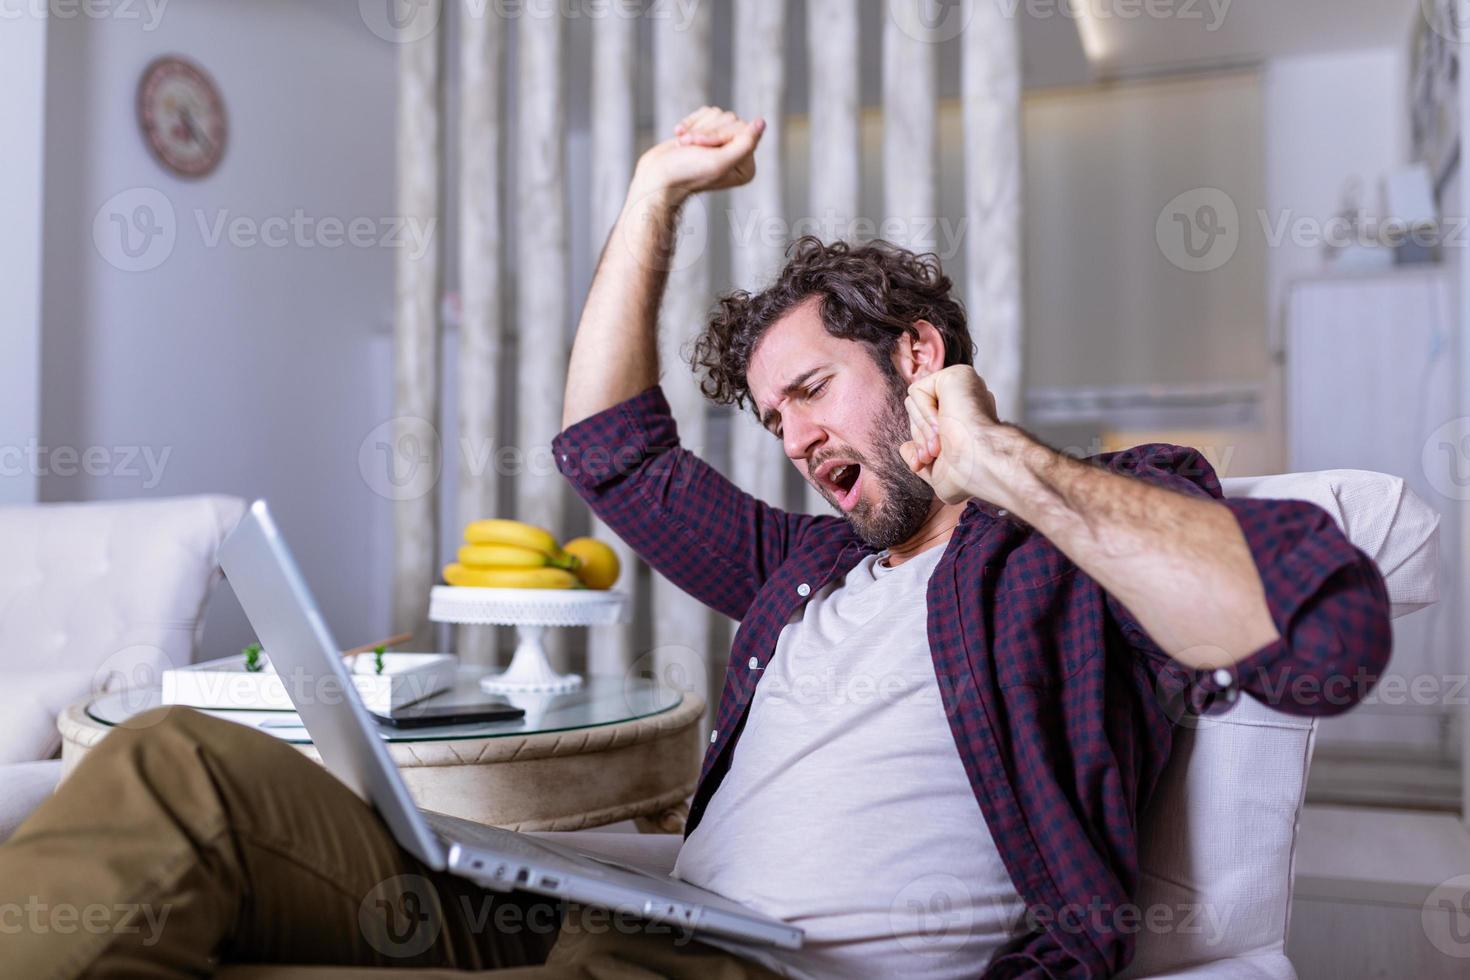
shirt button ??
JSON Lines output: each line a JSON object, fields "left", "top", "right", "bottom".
{"left": 560, "top": 453, "right": 567, "bottom": 463}
{"left": 709, "top": 729, "right": 719, "bottom": 744}
{"left": 796, "top": 583, "right": 811, "bottom": 597}
{"left": 996, "top": 508, "right": 1008, "bottom": 517}
{"left": 1212, "top": 668, "right": 1233, "bottom": 688}
{"left": 748, "top": 656, "right": 759, "bottom": 670}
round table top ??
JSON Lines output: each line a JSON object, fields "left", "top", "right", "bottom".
{"left": 86, "top": 667, "right": 683, "bottom": 745}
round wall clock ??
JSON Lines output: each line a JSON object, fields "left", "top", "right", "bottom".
{"left": 137, "top": 56, "right": 228, "bottom": 178}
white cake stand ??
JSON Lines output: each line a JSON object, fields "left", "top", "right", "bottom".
{"left": 428, "top": 585, "right": 631, "bottom": 694}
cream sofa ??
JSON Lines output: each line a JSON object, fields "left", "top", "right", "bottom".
{"left": 0, "top": 495, "right": 246, "bottom": 841}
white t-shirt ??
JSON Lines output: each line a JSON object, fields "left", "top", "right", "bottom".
{"left": 673, "top": 544, "right": 1026, "bottom": 979}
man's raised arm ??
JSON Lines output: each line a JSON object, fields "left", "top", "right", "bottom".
{"left": 554, "top": 108, "right": 826, "bottom": 622}
{"left": 562, "top": 108, "right": 766, "bottom": 429}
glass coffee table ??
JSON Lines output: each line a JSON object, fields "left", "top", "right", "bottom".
{"left": 60, "top": 667, "right": 703, "bottom": 833}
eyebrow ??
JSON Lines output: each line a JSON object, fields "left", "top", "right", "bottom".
{"left": 757, "top": 366, "right": 825, "bottom": 433}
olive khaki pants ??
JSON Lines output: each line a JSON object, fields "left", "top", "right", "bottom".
{"left": 0, "top": 706, "right": 781, "bottom": 980}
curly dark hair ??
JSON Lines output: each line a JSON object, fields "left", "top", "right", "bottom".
{"left": 687, "top": 236, "right": 975, "bottom": 417}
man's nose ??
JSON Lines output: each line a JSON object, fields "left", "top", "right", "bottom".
{"left": 782, "top": 410, "right": 824, "bottom": 462}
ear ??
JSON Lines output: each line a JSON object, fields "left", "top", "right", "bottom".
{"left": 890, "top": 320, "right": 947, "bottom": 385}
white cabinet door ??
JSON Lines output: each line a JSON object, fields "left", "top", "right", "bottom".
{"left": 1287, "top": 268, "right": 1458, "bottom": 756}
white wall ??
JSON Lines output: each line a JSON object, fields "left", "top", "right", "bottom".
{"left": 0, "top": 12, "right": 47, "bottom": 506}
{"left": 1023, "top": 72, "right": 1268, "bottom": 391}
{"left": 39, "top": 0, "right": 398, "bottom": 657}
{"left": 1263, "top": 47, "right": 1411, "bottom": 338}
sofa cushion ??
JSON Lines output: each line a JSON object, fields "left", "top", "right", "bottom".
{"left": 0, "top": 495, "right": 245, "bottom": 763}
{"left": 1120, "top": 694, "right": 1314, "bottom": 977}
{"left": 0, "top": 759, "right": 63, "bottom": 844}
{"left": 1221, "top": 470, "right": 1439, "bottom": 618}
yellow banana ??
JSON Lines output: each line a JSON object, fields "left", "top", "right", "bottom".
{"left": 443, "top": 563, "right": 580, "bottom": 589}
{"left": 465, "top": 519, "right": 561, "bottom": 556}
{"left": 458, "top": 544, "right": 578, "bottom": 570}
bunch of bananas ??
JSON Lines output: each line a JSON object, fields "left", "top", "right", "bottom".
{"left": 442, "top": 519, "right": 621, "bottom": 590}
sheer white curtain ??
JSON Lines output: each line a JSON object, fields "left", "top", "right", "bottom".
{"left": 390, "top": 1, "right": 1024, "bottom": 695}
{"left": 391, "top": 0, "right": 443, "bottom": 648}
{"left": 455, "top": 0, "right": 505, "bottom": 664}
{"left": 585, "top": 4, "right": 640, "bottom": 678}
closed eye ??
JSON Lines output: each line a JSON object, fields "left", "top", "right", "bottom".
{"left": 767, "top": 377, "right": 831, "bottom": 439}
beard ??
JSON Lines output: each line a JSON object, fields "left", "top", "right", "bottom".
{"left": 823, "top": 375, "right": 935, "bottom": 551}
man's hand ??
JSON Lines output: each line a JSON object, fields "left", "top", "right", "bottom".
{"left": 631, "top": 107, "right": 765, "bottom": 204}
{"left": 899, "top": 365, "right": 1014, "bottom": 505}
{"left": 563, "top": 107, "right": 761, "bottom": 430}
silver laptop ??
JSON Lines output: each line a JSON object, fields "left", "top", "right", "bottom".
{"left": 217, "top": 500, "right": 802, "bottom": 952}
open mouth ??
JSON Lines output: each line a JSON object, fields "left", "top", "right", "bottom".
{"left": 817, "top": 460, "right": 864, "bottom": 512}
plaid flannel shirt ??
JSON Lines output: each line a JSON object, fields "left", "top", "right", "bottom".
{"left": 551, "top": 384, "right": 1391, "bottom": 978}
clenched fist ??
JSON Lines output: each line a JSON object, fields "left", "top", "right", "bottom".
{"left": 632, "top": 106, "right": 765, "bottom": 203}
{"left": 899, "top": 365, "right": 1011, "bottom": 505}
